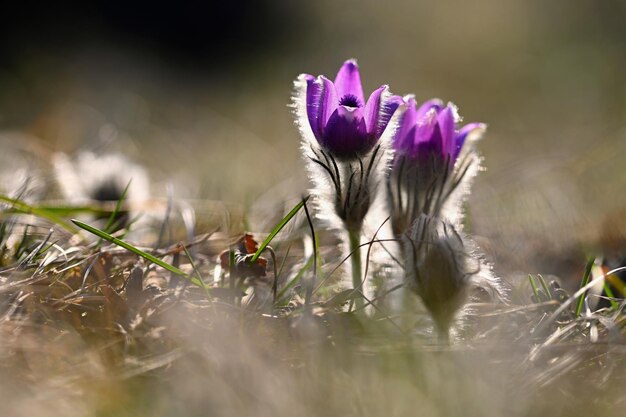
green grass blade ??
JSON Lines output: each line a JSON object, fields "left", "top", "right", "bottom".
{"left": 103, "top": 179, "right": 132, "bottom": 233}
{"left": 537, "top": 274, "right": 552, "bottom": 301}
{"left": 71, "top": 219, "right": 205, "bottom": 288}
{"left": 3, "top": 205, "right": 111, "bottom": 217}
{"left": 0, "top": 195, "right": 78, "bottom": 233}
{"left": 181, "top": 244, "right": 210, "bottom": 292}
{"left": 575, "top": 257, "right": 596, "bottom": 317}
{"left": 602, "top": 282, "right": 619, "bottom": 311}
{"left": 250, "top": 196, "right": 308, "bottom": 263}
{"left": 15, "top": 224, "right": 31, "bottom": 259}
{"left": 528, "top": 274, "right": 540, "bottom": 300}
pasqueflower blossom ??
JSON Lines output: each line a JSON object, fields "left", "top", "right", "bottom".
{"left": 299, "top": 59, "right": 402, "bottom": 159}
{"left": 388, "top": 99, "right": 505, "bottom": 335}
{"left": 293, "top": 60, "right": 403, "bottom": 304}
{"left": 294, "top": 59, "right": 404, "bottom": 231}
{"left": 388, "top": 97, "right": 485, "bottom": 235}
{"left": 393, "top": 98, "right": 484, "bottom": 164}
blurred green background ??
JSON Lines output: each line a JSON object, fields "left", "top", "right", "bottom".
{"left": 1, "top": 0, "right": 625, "bottom": 280}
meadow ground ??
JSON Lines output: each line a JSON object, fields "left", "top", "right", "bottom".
{"left": 0, "top": 174, "right": 625, "bottom": 416}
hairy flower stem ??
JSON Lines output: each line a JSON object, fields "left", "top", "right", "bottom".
{"left": 348, "top": 228, "right": 364, "bottom": 311}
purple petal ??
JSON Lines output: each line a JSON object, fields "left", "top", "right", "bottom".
{"left": 321, "top": 106, "right": 371, "bottom": 158}
{"left": 334, "top": 59, "right": 365, "bottom": 107}
{"left": 395, "top": 125, "right": 417, "bottom": 156}
{"left": 363, "top": 86, "right": 386, "bottom": 134}
{"left": 454, "top": 122, "right": 486, "bottom": 160}
{"left": 377, "top": 93, "right": 404, "bottom": 138}
{"left": 414, "top": 109, "right": 440, "bottom": 154}
{"left": 304, "top": 75, "right": 338, "bottom": 142}
{"left": 436, "top": 105, "right": 456, "bottom": 158}
{"left": 393, "top": 96, "right": 418, "bottom": 150}
{"left": 303, "top": 74, "right": 323, "bottom": 140}
{"left": 318, "top": 76, "right": 338, "bottom": 134}
{"left": 416, "top": 98, "right": 444, "bottom": 120}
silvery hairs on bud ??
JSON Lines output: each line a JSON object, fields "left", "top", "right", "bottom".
{"left": 437, "top": 126, "right": 485, "bottom": 229}
{"left": 402, "top": 214, "right": 504, "bottom": 339}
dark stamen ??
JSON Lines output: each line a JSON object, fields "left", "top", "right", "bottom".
{"left": 339, "top": 94, "right": 361, "bottom": 108}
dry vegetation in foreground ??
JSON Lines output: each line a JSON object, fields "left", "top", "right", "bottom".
{"left": 0, "top": 191, "right": 625, "bottom": 417}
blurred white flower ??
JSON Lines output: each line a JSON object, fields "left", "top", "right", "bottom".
{"left": 53, "top": 151, "right": 150, "bottom": 205}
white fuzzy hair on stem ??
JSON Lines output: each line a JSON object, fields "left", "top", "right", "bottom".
{"left": 293, "top": 75, "right": 405, "bottom": 302}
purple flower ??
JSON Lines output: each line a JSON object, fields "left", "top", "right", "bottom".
{"left": 388, "top": 97, "right": 486, "bottom": 235}
{"left": 301, "top": 59, "right": 402, "bottom": 159}
{"left": 393, "top": 97, "right": 485, "bottom": 164}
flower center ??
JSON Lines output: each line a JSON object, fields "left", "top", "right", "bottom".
{"left": 339, "top": 94, "right": 361, "bottom": 108}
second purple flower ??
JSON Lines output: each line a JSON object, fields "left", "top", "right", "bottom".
{"left": 388, "top": 97, "right": 486, "bottom": 235}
